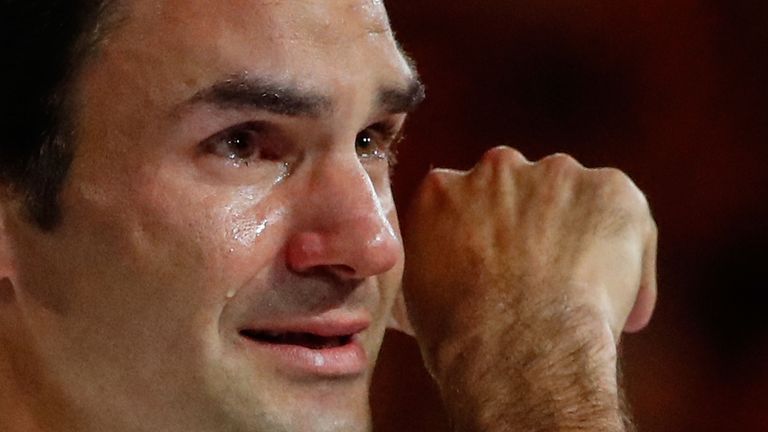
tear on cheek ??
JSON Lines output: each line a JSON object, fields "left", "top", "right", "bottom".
{"left": 231, "top": 219, "right": 268, "bottom": 246}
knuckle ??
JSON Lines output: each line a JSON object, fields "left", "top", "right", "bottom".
{"left": 479, "top": 146, "right": 528, "bottom": 168}
{"left": 593, "top": 167, "right": 630, "bottom": 185}
{"left": 591, "top": 168, "right": 651, "bottom": 219}
{"left": 539, "top": 152, "right": 582, "bottom": 174}
{"left": 421, "top": 168, "right": 460, "bottom": 195}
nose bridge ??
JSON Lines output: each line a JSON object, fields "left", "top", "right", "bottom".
{"left": 286, "top": 151, "right": 400, "bottom": 279}
{"left": 309, "top": 149, "right": 384, "bottom": 223}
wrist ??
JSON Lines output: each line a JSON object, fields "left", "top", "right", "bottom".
{"left": 434, "top": 303, "right": 625, "bottom": 432}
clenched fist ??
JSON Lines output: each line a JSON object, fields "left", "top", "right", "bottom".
{"left": 401, "top": 147, "right": 657, "bottom": 431}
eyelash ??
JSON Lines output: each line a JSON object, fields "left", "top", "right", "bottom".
{"left": 200, "top": 120, "right": 404, "bottom": 167}
{"left": 356, "top": 121, "right": 404, "bottom": 167}
{"left": 201, "top": 121, "right": 272, "bottom": 167}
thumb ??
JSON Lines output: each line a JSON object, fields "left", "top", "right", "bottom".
{"left": 624, "top": 225, "right": 658, "bottom": 333}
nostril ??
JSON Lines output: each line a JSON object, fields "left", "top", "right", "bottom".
{"left": 327, "top": 264, "right": 357, "bottom": 278}
{"left": 285, "top": 211, "right": 401, "bottom": 278}
{"left": 286, "top": 231, "right": 398, "bottom": 279}
{"left": 285, "top": 232, "right": 324, "bottom": 273}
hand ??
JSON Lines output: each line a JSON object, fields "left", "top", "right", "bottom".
{"left": 401, "top": 147, "right": 657, "bottom": 430}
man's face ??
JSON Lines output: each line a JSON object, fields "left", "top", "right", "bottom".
{"left": 5, "top": 1, "right": 418, "bottom": 431}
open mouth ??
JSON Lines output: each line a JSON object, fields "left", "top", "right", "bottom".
{"left": 238, "top": 322, "right": 370, "bottom": 375}
{"left": 239, "top": 329, "right": 354, "bottom": 350}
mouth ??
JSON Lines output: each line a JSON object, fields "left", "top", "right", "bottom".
{"left": 237, "top": 319, "right": 371, "bottom": 377}
{"left": 239, "top": 329, "right": 354, "bottom": 350}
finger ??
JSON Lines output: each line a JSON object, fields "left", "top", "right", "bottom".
{"left": 469, "top": 146, "right": 530, "bottom": 179}
{"left": 624, "top": 221, "right": 658, "bottom": 333}
{"left": 537, "top": 152, "right": 585, "bottom": 171}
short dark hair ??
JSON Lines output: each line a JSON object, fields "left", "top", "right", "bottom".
{"left": 1, "top": 0, "right": 119, "bottom": 230}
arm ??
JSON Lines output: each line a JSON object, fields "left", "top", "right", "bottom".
{"left": 436, "top": 297, "right": 627, "bottom": 431}
{"left": 401, "top": 147, "right": 657, "bottom": 431}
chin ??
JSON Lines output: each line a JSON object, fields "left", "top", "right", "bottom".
{"left": 287, "top": 404, "right": 371, "bottom": 432}
{"left": 228, "top": 392, "right": 372, "bottom": 432}
{"left": 279, "top": 374, "right": 373, "bottom": 432}
{"left": 201, "top": 355, "right": 374, "bottom": 432}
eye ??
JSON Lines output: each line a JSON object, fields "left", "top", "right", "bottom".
{"left": 355, "top": 123, "right": 402, "bottom": 166}
{"left": 202, "top": 122, "right": 276, "bottom": 166}
{"left": 355, "top": 131, "right": 380, "bottom": 158}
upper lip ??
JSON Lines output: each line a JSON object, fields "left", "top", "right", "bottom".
{"left": 239, "top": 314, "right": 371, "bottom": 337}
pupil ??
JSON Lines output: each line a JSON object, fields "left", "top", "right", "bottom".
{"left": 357, "top": 133, "right": 373, "bottom": 149}
{"left": 228, "top": 134, "right": 251, "bottom": 157}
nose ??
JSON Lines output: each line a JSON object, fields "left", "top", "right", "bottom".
{"left": 285, "top": 153, "right": 401, "bottom": 281}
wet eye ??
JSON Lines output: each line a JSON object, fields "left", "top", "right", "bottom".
{"left": 203, "top": 122, "right": 274, "bottom": 166}
{"left": 355, "top": 131, "right": 379, "bottom": 157}
{"left": 355, "top": 125, "right": 401, "bottom": 166}
{"left": 223, "top": 131, "right": 256, "bottom": 160}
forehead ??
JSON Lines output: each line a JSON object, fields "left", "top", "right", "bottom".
{"left": 103, "top": 0, "right": 410, "bottom": 91}
{"left": 131, "top": 0, "right": 391, "bottom": 42}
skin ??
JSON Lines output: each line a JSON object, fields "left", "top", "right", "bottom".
{"left": 0, "top": 1, "right": 657, "bottom": 431}
{"left": 402, "top": 148, "right": 657, "bottom": 431}
{"left": 0, "top": 1, "right": 417, "bottom": 431}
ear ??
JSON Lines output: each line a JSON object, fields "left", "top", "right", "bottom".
{"left": 387, "top": 289, "right": 416, "bottom": 337}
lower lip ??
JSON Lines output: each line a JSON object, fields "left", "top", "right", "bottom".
{"left": 242, "top": 336, "right": 369, "bottom": 377}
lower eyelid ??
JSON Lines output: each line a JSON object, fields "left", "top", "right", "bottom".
{"left": 365, "top": 149, "right": 388, "bottom": 159}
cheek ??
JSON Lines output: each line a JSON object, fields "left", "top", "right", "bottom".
{"left": 6, "top": 179, "right": 232, "bottom": 363}
{"left": 62, "top": 184, "right": 223, "bottom": 322}
{"left": 375, "top": 202, "right": 405, "bottom": 304}
{"left": 125, "top": 173, "right": 296, "bottom": 319}
{"left": 50, "top": 133, "right": 296, "bottom": 321}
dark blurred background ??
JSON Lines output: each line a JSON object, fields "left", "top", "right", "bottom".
{"left": 371, "top": 1, "right": 768, "bottom": 431}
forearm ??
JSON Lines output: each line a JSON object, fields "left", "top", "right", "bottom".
{"left": 433, "top": 305, "right": 631, "bottom": 432}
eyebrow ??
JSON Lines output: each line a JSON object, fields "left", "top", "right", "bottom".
{"left": 179, "top": 74, "right": 425, "bottom": 118}
{"left": 185, "top": 76, "right": 332, "bottom": 117}
{"left": 379, "top": 78, "right": 426, "bottom": 114}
